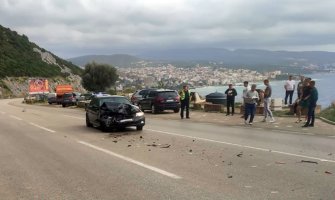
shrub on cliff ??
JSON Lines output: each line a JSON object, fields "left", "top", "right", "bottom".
{"left": 81, "top": 62, "right": 118, "bottom": 92}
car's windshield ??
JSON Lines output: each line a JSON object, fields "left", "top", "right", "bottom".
{"left": 100, "top": 97, "right": 131, "bottom": 106}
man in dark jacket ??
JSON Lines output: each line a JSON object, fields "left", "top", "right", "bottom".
{"left": 224, "top": 84, "right": 237, "bottom": 116}
{"left": 302, "top": 80, "right": 318, "bottom": 127}
{"left": 179, "top": 85, "right": 191, "bottom": 119}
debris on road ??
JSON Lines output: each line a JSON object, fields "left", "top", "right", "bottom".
{"left": 146, "top": 143, "right": 171, "bottom": 148}
{"left": 301, "top": 160, "right": 318, "bottom": 164}
{"left": 160, "top": 144, "right": 171, "bottom": 148}
{"left": 237, "top": 152, "right": 243, "bottom": 157}
{"left": 227, "top": 175, "right": 233, "bottom": 178}
{"left": 140, "top": 136, "right": 143, "bottom": 139}
{"left": 325, "top": 171, "right": 332, "bottom": 175}
{"left": 189, "top": 149, "right": 193, "bottom": 153}
{"left": 328, "top": 153, "right": 333, "bottom": 156}
{"left": 112, "top": 140, "right": 118, "bottom": 143}
{"left": 275, "top": 161, "right": 286, "bottom": 164}
{"left": 127, "top": 144, "right": 131, "bottom": 147}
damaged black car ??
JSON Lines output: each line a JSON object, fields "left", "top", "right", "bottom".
{"left": 86, "top": 95, "right": 145, "bottom": 131}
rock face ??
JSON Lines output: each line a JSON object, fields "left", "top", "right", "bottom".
{"left": 0, "top": 48, "right": 86, "bottom": 98}
{"left": 33, "top": 48, "right": 57, "bottom": 65}
{"left": 1, "top": 75, "right": 86, "bottom": 98}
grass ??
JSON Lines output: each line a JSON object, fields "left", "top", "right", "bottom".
{"left": 319, "top": 106, "right": 335, "bottom": 122}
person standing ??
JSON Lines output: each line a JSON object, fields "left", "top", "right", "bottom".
{"left": 302, "top": 81, "right": 318, "bottom": 127}
{"left": 241, "top": 81, "right": 251, "bottom": 118}
{"left": 179, "top": 85, "right": 191, "bottom": 119}
{"left": 284, "top": 75, "right": 296, "bottom": 105}
{"left": 244, "top": 84, "right": 259, "bottom": 125}
{"left": 299, "top": 77, "right": 312, "bottom": 122}
{"left": 297, "top": 75, "right": 305, "bottom": 99}
{"left": 224, "top": 84, "right": 237, "bottom": 116}
{"left": 262, "top": 79, "right": 275, "bottom": 122}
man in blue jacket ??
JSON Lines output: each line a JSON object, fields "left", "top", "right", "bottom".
{"left": 302, "top": 80, "right": 318, "bottom": 127}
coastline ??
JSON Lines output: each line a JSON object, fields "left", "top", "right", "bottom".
{"left": 191, "top": 72, "right": 335, "bottom": 109}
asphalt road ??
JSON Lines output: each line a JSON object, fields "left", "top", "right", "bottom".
{"left": 0, "top": 98, "right": 334, "bottom": 200}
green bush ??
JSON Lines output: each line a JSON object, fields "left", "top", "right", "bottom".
{"left": 319, "top": 107, "right": 335, "bottom": 122}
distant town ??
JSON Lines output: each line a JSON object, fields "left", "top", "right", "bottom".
{"left": 116, "top": 65, "right": 282, "bottom": 90}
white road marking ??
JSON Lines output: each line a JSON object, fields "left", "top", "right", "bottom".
{"left": 78, "top": 141, "right": 182, "bottom": 179}
{"left": 10, "top": 115, "right": 22, "bottom": 121}
{"left": 63, "top": 115, "right": 85, "bottom": 120}
{"left": 146, "top": 129, "right": 335, "bottom": 163}
{"left": 29, "top": 123, "right": 56, "bottom": 133}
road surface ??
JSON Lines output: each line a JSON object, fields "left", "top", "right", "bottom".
{"left": 0, "top": 98, "right": 334, "bottom": 200}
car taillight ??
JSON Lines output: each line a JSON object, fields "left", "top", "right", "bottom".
{"left": 175, "top": 96, "right": 180, "bottom": 101}
{"left": 155, "top": 97, "right": 164, "bottom": 103}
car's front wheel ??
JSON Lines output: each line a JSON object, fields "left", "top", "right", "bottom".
{"left": 138, "top": 103, "right": 144, "bottom": 111}
{"left": 151, "top": 104, "right": 157, "bottom": 114}
{"left": 100, "top": 122, "right": 108, "bottom": 132}
{"left": 174, "top": 108, "right": 180, "bottom": 113}
{"left": 86, "top": 114, "right": 92, "bottom": 127}
{"left": 136, "top": 125, "right": 143, "bottom": 131}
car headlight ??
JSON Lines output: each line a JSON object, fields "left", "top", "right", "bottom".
{"left": 136, "top": 112, "right": 144, "bottom": 117}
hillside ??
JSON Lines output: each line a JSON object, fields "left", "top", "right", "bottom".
{"left": 0, "top": 24, "right": 83, "bottom": 77}
{"left": 0, "top": 25, "right": 86, "bottom": 97}
{"left": 68, "top": 54, "right": 144, "bottom": 67}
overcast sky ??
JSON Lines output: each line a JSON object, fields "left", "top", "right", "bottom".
{"left": 1, "top": 0, "right": 335, "bottom": 58}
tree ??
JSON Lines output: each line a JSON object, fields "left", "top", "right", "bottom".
{"left": 81, "top": 62, "right": 118, "bottom": 92}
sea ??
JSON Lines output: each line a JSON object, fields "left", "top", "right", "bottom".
{"left": 191, "top": 72, "right": 335, "bottom": 109}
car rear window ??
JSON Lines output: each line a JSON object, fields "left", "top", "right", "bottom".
{"left": 63, "top": 93, "right": 73, "bottom": 97}
{"left": 158, "top": 91, "right": 178, "bottom": 98}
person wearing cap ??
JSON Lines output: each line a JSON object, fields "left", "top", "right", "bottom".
{"left": 224, "top": 84, "right": 237, "bottom": 116}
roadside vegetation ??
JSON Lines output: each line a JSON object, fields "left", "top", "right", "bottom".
{"left": 319, "top": 106, "right": 335, "bottom": 122}
{"left": 0, "top": 25, "right": 83, "bottom": 78}
{"left": 81, "top": 62, "right": 118, "bottom": 92}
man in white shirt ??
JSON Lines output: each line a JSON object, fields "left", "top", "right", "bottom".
{"left": 284, "top": 75, "right": 295, "bottom": 105}
{"left": 244, "top": 84, "right": 259, "bottom": 125}
{"left": 241, "top": 81, "right": 251, "bottom": 118}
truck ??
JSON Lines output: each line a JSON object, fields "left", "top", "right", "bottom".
{"left": 55, "top": 85, "right": 73, "bottom": 104}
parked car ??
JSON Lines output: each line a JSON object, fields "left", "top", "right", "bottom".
{"left": 138, "top": 89, "right": 180, "bottom": 114}
{"left": 86, "top": 95, "right": 145, "bottom": 131}
{"left": 78, "top": 93, "right": 94, "bottom": 101}
{"left": 130, "top": 89, "right": 156, "bottom": 105}
{"left": 47, "top": 93, "right": 58, "bottom": 104}
{"left": 61, "top": 93, "right": 77, "bottom": 107}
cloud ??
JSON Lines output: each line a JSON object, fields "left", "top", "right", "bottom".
{"left": 1, "top": 0, "right": 335, "bottom": 58}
